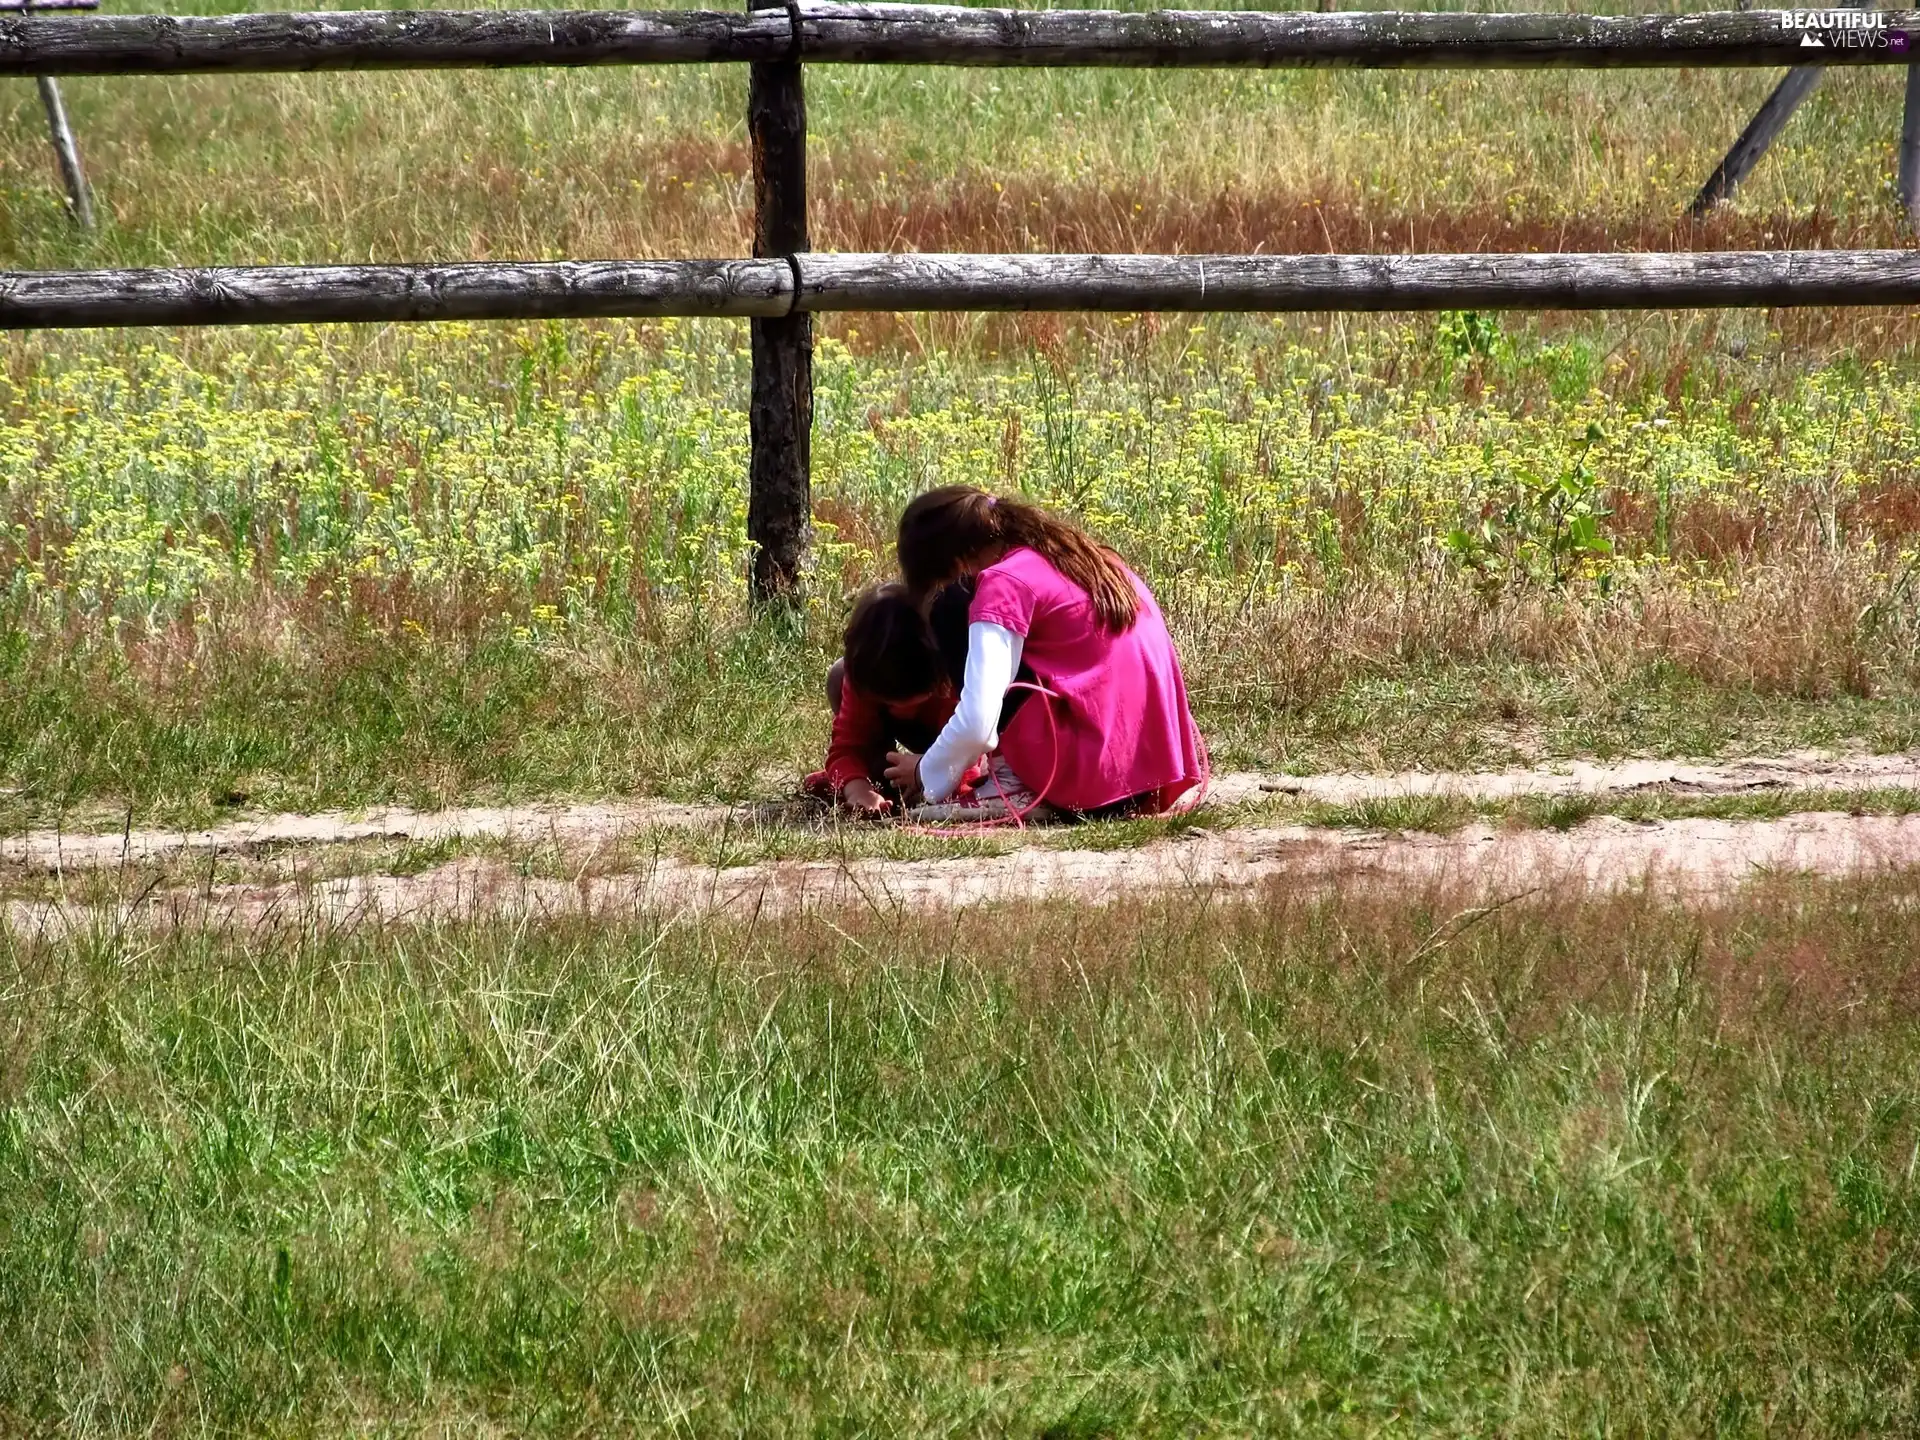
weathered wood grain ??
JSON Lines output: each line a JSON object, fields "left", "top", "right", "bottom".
{"left": 1688, "top": 0, "right": 1873, "bottom": 215}
{"left": 797, "top": 4, "right": 1920, "bottom": 68}
{"left": 0, "top": 8, "right": 788, "bottom": 75}
{"left": 6, "top": 7, "right": 1918, "bottom": 74}
{"left": 0, "top": 260, "right": 794, "bottom": 328}
{"left": 793, "top": 251, "right": 1920, "bottom": 311}
{"left": 10, "top": 251, "right": 1918, "bottom": 330}
{"left": 747, "top": 0, "right": 811, "bottom": 603}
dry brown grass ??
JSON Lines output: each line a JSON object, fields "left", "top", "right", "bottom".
{"left": 1186, "top": 545, "right": 1917, "bottom": 719}
{"left": 4, "top": 62, "right": 1915, "bottom": 372}
{"left": 5, "top": 62, "right": 1909, "bottom": 264}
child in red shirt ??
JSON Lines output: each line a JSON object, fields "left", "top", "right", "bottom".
{"left": 809, "top": 580, "right": 1022, "bottom": 814}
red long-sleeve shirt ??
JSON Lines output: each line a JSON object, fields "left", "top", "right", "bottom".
{"left": 823, "top": 683, "right": 958, "bottom": 792}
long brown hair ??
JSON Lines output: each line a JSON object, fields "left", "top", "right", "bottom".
{"left": 896, "top": 486, "right": 1138, "bottom": 633}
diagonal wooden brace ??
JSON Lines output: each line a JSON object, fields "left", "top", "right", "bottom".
{"left": 1689, "top": 64, "right": 1824, "bottom": 216}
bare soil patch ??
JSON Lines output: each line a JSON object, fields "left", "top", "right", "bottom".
{"left": 10, "top": 811, "right": 1920, "bottom": 939}
{"left": 8, "top": 750, "right": 1917, "bottom": 875}
{"left": 10, "top": 755, "right": 1920, "bottom": 937}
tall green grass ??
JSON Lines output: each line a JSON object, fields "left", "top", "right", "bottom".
{"left": 3, "top": 881, "right": 1917, "bottom": 1432}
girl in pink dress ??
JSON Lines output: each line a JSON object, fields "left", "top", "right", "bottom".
{"left": 882, "top": 485, "right": 1206, "bottom": 820}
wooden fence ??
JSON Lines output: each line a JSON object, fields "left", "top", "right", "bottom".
{"left": 6, "top": 5, "right": 1920, "bottom": 71}
{"left": 9, "top": 251, "right": 1920, "bottom": 326}
{"left": 5, "top": 5, "right": 1920, "bottom": 598}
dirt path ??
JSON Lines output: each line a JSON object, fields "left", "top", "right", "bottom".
{"left": 11, "top": 809, "right": 1920, "bottom": 939}
{"left": 9, "top": 751, "right": 1920, "bottom": 935}
{"left": 9, "top": 750, "right": 1919, "bottom": 874}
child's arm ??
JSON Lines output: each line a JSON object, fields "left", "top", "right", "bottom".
{"left": 916, "top": 621, "right": 1024, "bottom": 803}
{"left": 824, "top": 682, "right": 892, "bottom": 807}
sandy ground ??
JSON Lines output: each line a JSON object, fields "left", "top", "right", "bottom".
{"left": 10, "top": 807, "right": 1920, "bottom": 938}
{"left": 9, "top": 750, "right": 1920, "bottom": 874}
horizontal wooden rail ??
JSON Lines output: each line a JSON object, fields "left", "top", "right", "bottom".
{"left": 797, "top": 4, "right": 1920, "bottom": 69}
{"left": 0, "top": 8, "right": 791, "bottom": 75}
{"left": 796, "top": 251, "right": 1920, "bottom": 310}
{"left": 4, "top": 6, "right": 1917, "bottom": 76}
{"left": 5, "top": 252, "right": 1918, "bottom": 328}
{"left": 0, "top": 260, "right": 793, "bottom": 327}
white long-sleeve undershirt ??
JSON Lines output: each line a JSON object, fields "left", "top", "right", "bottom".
{"left": 919, "top": 620, "right": 1025, "bottom": 803}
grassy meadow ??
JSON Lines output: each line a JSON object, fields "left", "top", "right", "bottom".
{"left": 5, "top": 882, "right": 1920, "bottom": 1433}
{"left": 6, "top": 8, "right": 1920, "bottom": 1430}
{"left": 1, "top": 1, "right": 1920, "bottom": 823}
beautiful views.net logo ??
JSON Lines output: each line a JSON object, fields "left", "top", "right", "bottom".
{"left": 1776, "top": 9, "right": 1909, "bottom": 52}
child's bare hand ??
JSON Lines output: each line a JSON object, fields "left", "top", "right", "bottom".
{"left": 883, "top": 749, "right": 923, "bottom": 802}
{"left": 840, "top": 777, "right": 892, "bottom": 816}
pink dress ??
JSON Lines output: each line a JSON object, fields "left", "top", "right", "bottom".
{"left": 970, "top": 546, "right": 1206, "bottom": 813}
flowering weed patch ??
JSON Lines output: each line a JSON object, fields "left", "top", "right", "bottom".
{"left": 7, "top": 320, "right": 1920, "bottom": 624}
{"left": 5, "top": 318, "right": 1920, "bottom": 822}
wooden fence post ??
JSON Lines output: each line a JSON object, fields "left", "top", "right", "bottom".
{"left": 1900, "top": 62, "right": 1920, "bottom": 234}
{"left": 747, "top": 0, "right": 810, "bottom": 605}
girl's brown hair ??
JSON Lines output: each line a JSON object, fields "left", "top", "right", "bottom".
{"left": 896, "top": 486, "right": 1138, "bottom": 633}
{"left": 841, "top": 582, "right": 946, "bottom": 703}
